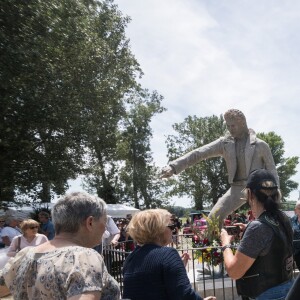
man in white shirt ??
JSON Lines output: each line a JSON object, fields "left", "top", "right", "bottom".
{"left": 102, "top": 216, "right": 120, "bottom": 248}
{"left": 94, "top": 215, "right": 120, "bottom": 254}
{"left": 102, "top": 216, "right": 121, "bottom": 274}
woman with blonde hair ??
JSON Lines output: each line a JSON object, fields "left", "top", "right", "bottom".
{"left": 122, "top": 208, "right": 216, "bottom": 300}
{"left": 7, "top": 219, "right": 48, "bottom": 257}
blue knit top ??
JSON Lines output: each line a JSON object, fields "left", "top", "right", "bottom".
{"left": 122, "top": 244, "right": 203, "bottom": 300}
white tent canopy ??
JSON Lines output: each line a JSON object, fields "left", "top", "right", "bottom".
{"left": 5, "top": 206, "right": 34, "bottom": 219}
{"left": 3, "top": 203, "right": 140, "bottom": 220}
{"left": 107, "top": 204, "right": 140, "bottom": 218}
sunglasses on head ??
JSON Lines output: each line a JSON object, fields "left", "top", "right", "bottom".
{"left": 166, "top": 224, "right": 176, "bottom": 231}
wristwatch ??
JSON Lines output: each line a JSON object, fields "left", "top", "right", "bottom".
{"left": 221, "top": 244, "right": 231, "bottom": 252}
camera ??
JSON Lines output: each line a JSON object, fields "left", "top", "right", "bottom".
{"left": 224, "top": 225, "right": 240, "bottom": 236}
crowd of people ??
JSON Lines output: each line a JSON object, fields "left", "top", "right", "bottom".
{"left": 0, "top": 192, "right": 120, "bottom": 300}
{"left": 0, "top": 169, "right": 299, "bottom": 299}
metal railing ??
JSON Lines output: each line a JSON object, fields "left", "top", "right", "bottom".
{"left": 103, "top": 243, "right": 131, "bottom": 295}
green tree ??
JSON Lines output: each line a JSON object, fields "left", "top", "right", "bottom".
{"left": 83, "top": 89, "right": 167, "bottom": 208}
{"left": 165, "top": 115, "right": 229, "bottom": 210}
{"left": 116, "top": 89, "right": 167, "bottom": 208}
{"left": 257, "top": 132, "right": 299, "bottom": 200}
{"left": 164, "top": 205, "right": 188, "bottom": 218}
{"left": 0, "top": 0, "right": 141, "bottom": 202}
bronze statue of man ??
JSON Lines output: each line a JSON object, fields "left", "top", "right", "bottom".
{"left": 161, "top": 109, "right": 278, "bottom": 225}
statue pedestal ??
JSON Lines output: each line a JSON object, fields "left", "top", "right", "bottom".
{"left": 197, "top": 263, "right": 223, "bottom": 279}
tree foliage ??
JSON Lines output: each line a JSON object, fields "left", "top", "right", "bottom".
{"left": 0, "top": 0, "right": 142, "bottom": 202}
{"left": 257, "top": 132, "right": 299, "bottom": 200}
{"left": 84, "top": 89, "right": 167, "bottom": 208}
{"left": 116, "top": 90, "right": 166, "bottom": 208}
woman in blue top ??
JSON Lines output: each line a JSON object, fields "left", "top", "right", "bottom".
{"left": 122, "top": 209, "right": 216, "bottom": 300}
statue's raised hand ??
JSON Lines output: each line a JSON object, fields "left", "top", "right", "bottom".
{"left": 160, "top": 165, "right": 174, "bottom": 179}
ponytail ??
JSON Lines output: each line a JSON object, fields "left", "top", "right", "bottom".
{"left": 254, "top": 190, "right": 280, "bottom": 212}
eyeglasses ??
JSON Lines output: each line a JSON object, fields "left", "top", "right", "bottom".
{"left": 29, "top": 226, "right": 39, "bottom": 230}
{"left": 166, "top": 224, "right": 176, "bottom": 231}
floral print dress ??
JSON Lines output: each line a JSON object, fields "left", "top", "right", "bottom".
{"left": 0, "top": 246, "right": 120, "bottom": 300}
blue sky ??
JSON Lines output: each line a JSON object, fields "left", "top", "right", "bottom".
{"left": 69, "top": 1, "right": 300, "bottom": 207}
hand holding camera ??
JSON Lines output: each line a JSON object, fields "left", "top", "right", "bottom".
{"left": 224, "top": 225, "right": 240, "bottom": 236}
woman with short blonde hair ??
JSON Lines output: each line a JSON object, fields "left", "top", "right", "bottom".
{"left": 127, "top": 209, "right": 171, "bottom": 245}
{"left": 123, "top": 209, "right": 216, "bottom": 300}
{"left": 7, "top": 218, "right": 48, "bottom": 257}
{"left": 19, "top": 219, "right": 39, "bottom": 232}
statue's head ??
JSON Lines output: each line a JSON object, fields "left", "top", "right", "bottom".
{"left": 224, "top": 109, "right": 248, "bottom": 138}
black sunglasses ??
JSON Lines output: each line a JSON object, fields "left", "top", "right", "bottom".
{"left": 166, "top": 224, "right": 176, "bottom": 231}
{"left": 29, "top": 226, "right": 39, "bottom": 229}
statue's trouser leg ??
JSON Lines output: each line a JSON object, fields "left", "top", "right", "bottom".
{"left": 208, "top": 184, "right": 246, "bottom": 227}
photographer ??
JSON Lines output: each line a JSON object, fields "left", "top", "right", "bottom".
{"left": 220, "top": 169, "right": 294, "bottom": 300}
